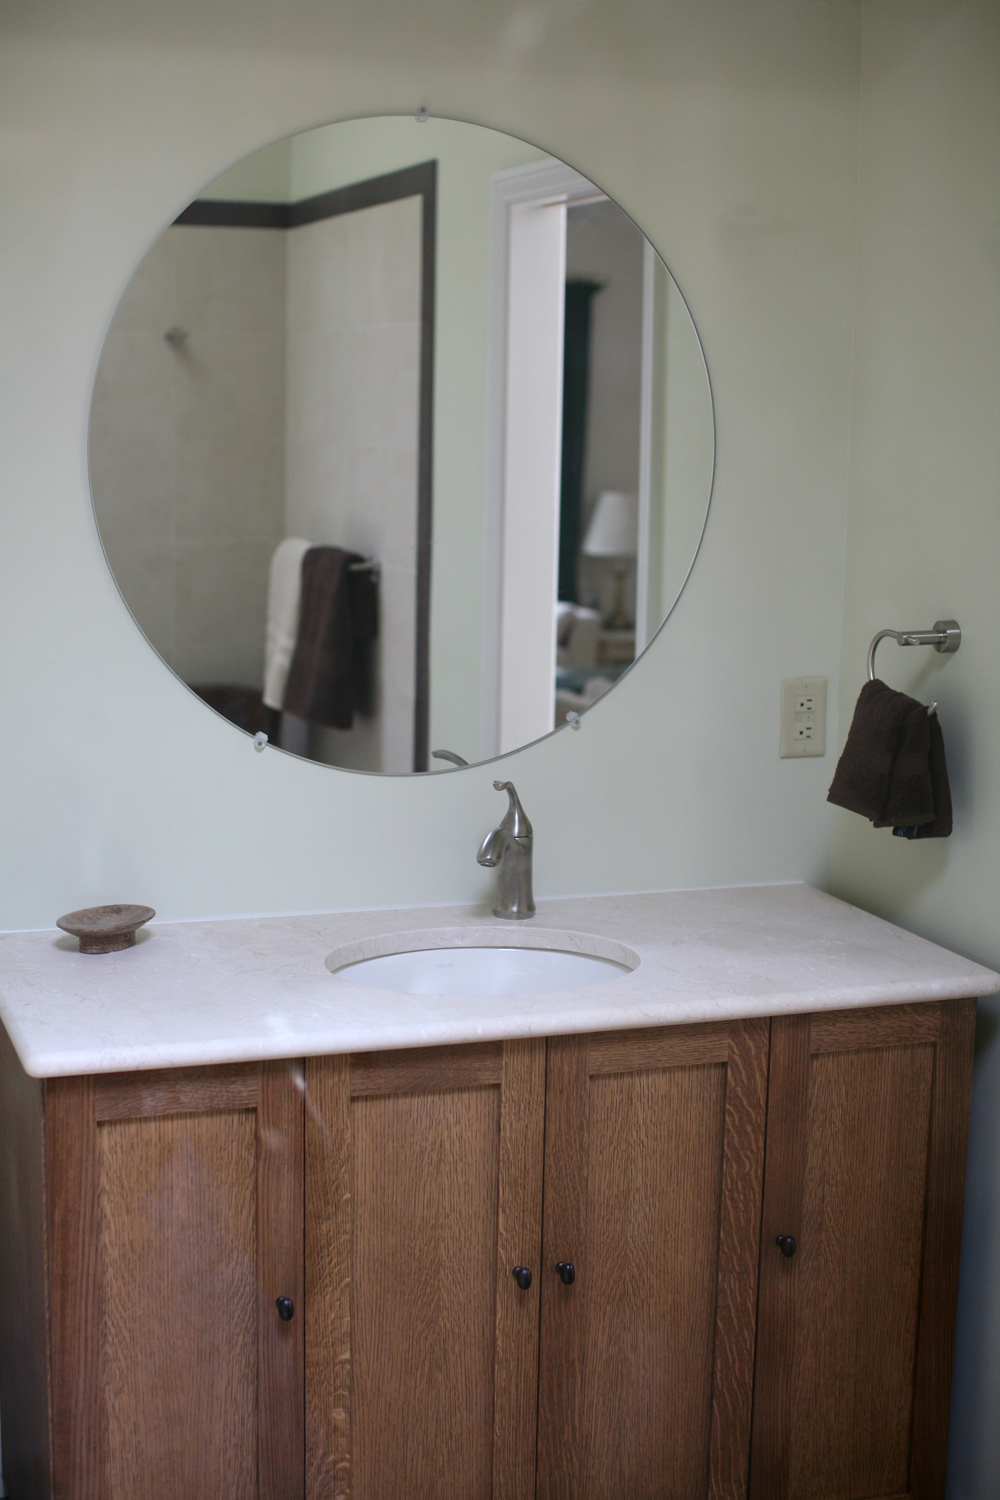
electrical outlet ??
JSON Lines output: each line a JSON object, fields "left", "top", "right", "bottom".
{"left": 780, "top": 677, "right": 827, "bottom": 758}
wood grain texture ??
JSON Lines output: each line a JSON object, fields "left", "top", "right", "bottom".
{"left": 305, "top": 1054, "right": 353, "bottom": 1500}
{"left": 349, "top": 1041, "right": 502, "bottom": 1097}
{"left": 493, "top": 1038, "right": 547, "bottom": 1500}
{"left": 0, "top": 1020, "right": 52, "bottom": 1500}
{"left": 909, "top": 999, "right": 976, "bottom": 1500}
{"left": 94, "top": 1063, "right": 258, "bottom": 1120}
{"left": 47, "top": 1073, "right": 101, "bottom": 1500}
{"left": 97, "top": 1109, "right": 259, "bottom": 1499}
{"left": 46, "top": 1062, "right": 305, "bottom": 1500}
{"left": 708, "top": 1018, "right": 770, "bottom": 1500}
{"left": 809, "top": 1003, "right": 940, "bottom": 1054}
{"left": 748, "top": 1015, "right": 812, "bottom": 1500}
{"left": 306, "top": 1042, "right": 546, "bottom": 1500}
{"left": 539, "top": 1020, "right": 761, "bottom": 1500}
{"left": 351, "top": 1078, "right": 502, "bottom": 1499}
{"left": 536, "top": 1034, "right": 590, "bottom": 1500}
{"left": 27, "top": 1000, "right": 972, "bottom": 1500}
{"left": 258, "top": 1059, "right": 306, "bottom": 1499}
{"left": 785, "top": 1042, "right": 935, "bottom": 1498}
{"left": 587, "top": 1022, "right": 730, "bottom": 1074}
{"left": 580, "top": 1062, "right": 728, "bottom": 1498}
{"left": 749, "top": 1001, "right": 975, "bottom": 1500}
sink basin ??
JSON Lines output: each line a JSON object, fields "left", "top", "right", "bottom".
{"left": 332, "top": 944, "right": 630, "bottom": 997}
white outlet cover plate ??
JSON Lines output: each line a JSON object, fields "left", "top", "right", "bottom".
{"left": 780, "top": 676, "right": 827, "bottom": 758}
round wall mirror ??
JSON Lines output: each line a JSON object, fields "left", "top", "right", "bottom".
{"left": 89, "top": 115, "right": 714, "bottom": 774}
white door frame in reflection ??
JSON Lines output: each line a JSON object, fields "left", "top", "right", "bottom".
{"left": 480, "top": 154, "right": 715, "bottom": 763}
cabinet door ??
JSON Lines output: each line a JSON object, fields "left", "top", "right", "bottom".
{"left": 304, "top": 1038, "right": 546, "bottom": 1500}
{"left": 749, "top": 1000, "right": 975, "bottom": 1500}
{"left": 536, "top": 1019, "right": 770, "bottom": 1500}
{"left": 46, "top": 1059, "right": 304, "bottom": 1500}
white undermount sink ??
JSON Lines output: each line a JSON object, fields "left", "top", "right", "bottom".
{"left": 330, "top": 942, "right": 632, "bottom": 997}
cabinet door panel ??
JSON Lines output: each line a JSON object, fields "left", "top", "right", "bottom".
{"left": 47, "top": 1060, "right": 304, "bottom": 1500}
{"left": 789, "top": 1045, "right": 933, "bottom": 1496}
{"left": 537, "top": 1019, "right": 769, "bottom": 1500}
{"left": 750, "top": 1001, "right": 975, "bottom": 1500}
{"left": 353, "top": 1085, "right": 501, "bottom": 1497}
{"left": 98, "top": 1110, "right": 259, "bottom": 1499}
{"left": 305, "top": 1038, "right": 546, "bottom": 1500}
{"left": 583, "top": 1064, "right": 727, "bottom": 1495}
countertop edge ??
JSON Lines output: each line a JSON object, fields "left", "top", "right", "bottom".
{"left": 14, "top": 976, "right": 995, "bottom": 1080}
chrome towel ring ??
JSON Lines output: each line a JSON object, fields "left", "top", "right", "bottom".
{"left": 867, "top": 619, "right": 960, "bottom": 717}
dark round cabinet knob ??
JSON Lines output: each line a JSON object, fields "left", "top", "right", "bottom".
{"left": 512, "top": 1266, "right": 532, "bottom": 1291}
{"left": 276, "top": 1296, "right": 295, "bottom": 1321}
{"left": 556, "top": 1261, "right": 576, "bottom": 1286}
{"left": 776, "top": 1235, "right": 797, "bottom": 1259}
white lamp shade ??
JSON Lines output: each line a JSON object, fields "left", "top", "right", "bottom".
{"left": 581, "top": 490, "right": 638, "bottom": 557}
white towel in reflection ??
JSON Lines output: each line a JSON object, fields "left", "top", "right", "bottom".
{"left": 263, "top": 537, "right": 311, "bottom": 710}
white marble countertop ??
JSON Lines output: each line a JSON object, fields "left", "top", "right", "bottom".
{"left": 0, "top": 883, "right": 996, "bottom": 1078}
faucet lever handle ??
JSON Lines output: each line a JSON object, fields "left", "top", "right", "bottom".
{"left": 493, "top": 780, "right": 532, "bottom": 839}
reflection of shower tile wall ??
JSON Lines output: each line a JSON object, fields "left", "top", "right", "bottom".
{"left": 284, "top": 195, "right": 421, "bottom": 775}
{"left": 90, "top": 225, "right": 286, "bottom": 687}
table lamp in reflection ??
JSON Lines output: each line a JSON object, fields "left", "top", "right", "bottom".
{"left": 581, "top": 490, "right": 638, "bottom": 629}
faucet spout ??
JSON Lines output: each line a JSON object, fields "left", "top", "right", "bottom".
{"left": 476, "top": 827, "right": 507, "bottom": 868}
{"left": 477, "top": 781, "right": 535, "bottom": 919}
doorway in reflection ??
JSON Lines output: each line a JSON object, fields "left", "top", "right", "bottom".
{"left": 489, "top": 180, "right": 678, "bottom": 754}
{"left": 556, "top": 199, "right": 645, "bottom": 734}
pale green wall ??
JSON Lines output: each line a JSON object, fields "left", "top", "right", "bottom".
{"left": 0, "top": 3, "right": 860, "bottom": 926}
{"left": 824, "top": 1, "right": 1000, "bottom": 1491}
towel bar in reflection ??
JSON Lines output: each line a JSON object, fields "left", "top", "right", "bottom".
{"left": 348, "top": 556, "right": 380, "bottom": 577}
{"left": 867, "top": 619, "right": 960, "bottom": 717}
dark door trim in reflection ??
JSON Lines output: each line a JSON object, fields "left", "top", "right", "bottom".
{"left": 175, "top": 161, "right": 437, "bottom": 772}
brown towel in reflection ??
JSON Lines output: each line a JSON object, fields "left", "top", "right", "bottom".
{"left": 193, "top": 684, "right": 279, "bottom": 739}
{"left": 282, "top": 547, "right": 379, "bottom": 729}
{"left": 827, "top": 679, "right": 950, "bottom": 836}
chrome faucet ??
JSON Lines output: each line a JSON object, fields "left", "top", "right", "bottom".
{"left": 477, "top": 781, "right": 535, "bottom": 920}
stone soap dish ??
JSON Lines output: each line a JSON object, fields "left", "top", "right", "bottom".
{"left": 56, "top": 904, "right": 155, "bottom": 954}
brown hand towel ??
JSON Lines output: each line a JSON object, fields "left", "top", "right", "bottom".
{"left": 827, "top": 678, "right": 950, "bottom": 835}
{"left": 282, "top": 547, "right": 378, "bottom": 730}
{"left": 916, "top": 712, "right": 952, "bottom": 838}
{"left": 827, "top": 680, "right": 923, "bottom": 822}
{"left": 872, "top": 698, "right": 934, "bottom": 828}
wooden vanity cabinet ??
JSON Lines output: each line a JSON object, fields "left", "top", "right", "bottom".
{"left": 0, "top": 1000, "right": 975, "bottom": 1500}
{"left": 0, "top": 1041, "right": 305, "bottom": 1500}
{"left": 535, "top": 1019, "right": 769, "bottom": 1500}
{"left": 298, "top": 1022, "right": 770, "bottom": 1500}
{"left": 299, "top": 1001, "right": 973, "bottom": 1500}
{"left": 302, "top": 1039, "right": 547, "bottom": 1500}
{"left": 748, "top": 1000, "right": 975, "bottom": 1500}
